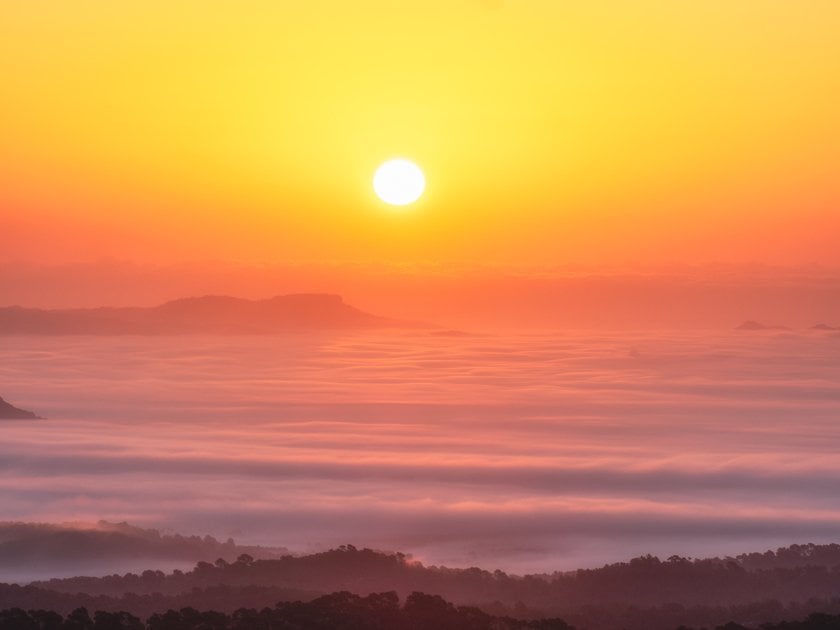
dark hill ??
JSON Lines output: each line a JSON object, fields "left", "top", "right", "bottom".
{"left": 0, "top": 396, "right": 40, "bottom": 420}
{"left": 0, "top": 294, "right": 423, "bottom": 334}
{"left": 4, "top": 543, "right": 840, "bottom": 629}
{"left": 0, "top": 521, "right": 287, "bottom": 569}
{"left": 29, "top": 543, "right": 840, "bottom": 611}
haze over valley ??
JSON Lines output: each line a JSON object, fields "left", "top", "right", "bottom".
{"left": 3, "top": 324, "right": 839, "bottom": 582}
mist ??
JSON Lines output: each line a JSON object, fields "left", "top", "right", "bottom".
{"left": 2, "top": 328, "right": 839, "bottom": 575}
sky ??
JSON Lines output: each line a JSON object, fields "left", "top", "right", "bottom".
{"left": 2, "top": 3, "right": 840, "bottom": 580}
{"left": 2, "top": 1, "right": 840, "bottom": 271}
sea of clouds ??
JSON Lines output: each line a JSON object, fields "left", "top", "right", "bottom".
{"left": 2, "top": 329, "right": 839, "bottom": 577}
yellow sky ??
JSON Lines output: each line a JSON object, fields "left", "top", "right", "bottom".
{"left": 2, "top": 1, "right": 839, "bottom": 267}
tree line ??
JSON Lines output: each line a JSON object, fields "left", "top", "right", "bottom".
{"left": 8, "top": 544, "right": 840, "bottom": 630}
{"left": 3, "top": 598, "right": 840, "bottom": 630}
{"left": 0, "top": 590, "right": 573, "bottom": 630}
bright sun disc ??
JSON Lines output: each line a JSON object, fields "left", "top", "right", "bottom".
{"left": 373, "top": 159, "right": 425, "bottom": 206}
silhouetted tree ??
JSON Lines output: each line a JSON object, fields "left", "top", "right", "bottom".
{"left": 0, "top": 608, "right": 37, "bottom": 630}
{"left": 92, "top": 610, "right": 143, "bottom": 630}
{"left": 63, "top": 607, "right": 94, "bottom": 630}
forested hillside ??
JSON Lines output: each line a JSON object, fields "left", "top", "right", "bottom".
{"left": 1, "top": 544, "right": 838, "bottom": 629}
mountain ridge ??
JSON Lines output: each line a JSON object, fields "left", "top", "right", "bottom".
{"left": 0, "top": 293, "right": 426, "bottom": 334}
{"left": 0, "top": 397, "right": 41, "bottom": 420}
{"left": 5, "top": 540, "right": 840, "bottom": 630}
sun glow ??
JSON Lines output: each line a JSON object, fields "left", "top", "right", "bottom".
{"left": 373, "top": 159, "right": 426, "bottom": 206}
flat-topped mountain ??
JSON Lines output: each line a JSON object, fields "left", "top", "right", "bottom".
{"left": 0, "top": 396, "right": 40, "bottom": 419}
{"left": 0, "top": 294, "right": 423, "bottom": 334}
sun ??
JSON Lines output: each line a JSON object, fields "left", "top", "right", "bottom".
{"left": 373, "top": 159, "right": 425, "bottom": 206}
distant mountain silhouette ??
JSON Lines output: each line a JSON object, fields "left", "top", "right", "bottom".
{"left": 0, "top": 396, "right": 40, "bottom": 419}
{"left": 0, "top": 294, "right": 426, "bottom": 334}
{"left": 429, "top": 329, "right": 472, "bottom": 337}
{"left": 812, "top": 323, "right": 838, "bottom": 330}
{"left": 0, "top": 521, "right": 288, "bottom": 569}
{"left": 735, "top": 320, "right": 789, "bottom": 330}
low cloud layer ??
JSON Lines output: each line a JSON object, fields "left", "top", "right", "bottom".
{"left": 2, "top": 329, "right": 839, "bottom": 575}
{"left": 0, "top": 520, "right": 288, "bottom": 583}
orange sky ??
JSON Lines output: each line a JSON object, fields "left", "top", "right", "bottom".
{"left": 1, "top": 1, "right": 839, "bottom": 268}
